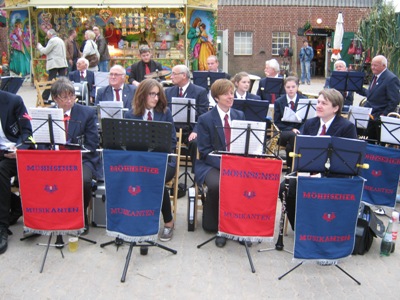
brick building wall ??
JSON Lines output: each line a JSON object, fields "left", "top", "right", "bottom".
{"left": 217, "top": 6, "right": 371, "bottom": 77}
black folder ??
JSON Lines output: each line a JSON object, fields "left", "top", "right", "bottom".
{"left": 232, "top": 99, "right": 269, "bottom": 122}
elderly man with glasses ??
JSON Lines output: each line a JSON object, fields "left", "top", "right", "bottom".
{"left": 95, "top": 64, "right": 137, "bottom": 109}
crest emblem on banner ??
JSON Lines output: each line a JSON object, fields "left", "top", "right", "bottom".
{"left": 128, "top": 185, "right": 141, "bottom": 196}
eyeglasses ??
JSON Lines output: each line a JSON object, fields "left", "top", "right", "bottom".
{"left": 171, "top": 72, "right": 184, "bottom": 76}
{"left": 148, "top": 92, "right": 160, "bottom": 98}
{"left": 109, "top": 73, "right": 125, "bottom": 77}
{"left": 55, "top": 94, "right": 74, "bottom": 102}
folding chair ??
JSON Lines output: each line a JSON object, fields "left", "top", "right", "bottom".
{"left": 34, "top": 79, "right": 56, "bottom": 107}
{"left": 73, "top": 81, "right": 89, "bottom": 106}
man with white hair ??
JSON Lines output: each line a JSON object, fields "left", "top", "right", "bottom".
{"left": 324, "top": 60, "right": 354, "bottom": 106}
{"left": 95, "top": 64, "right": 136, "bottom": 109}
{"left": 68, "top": 57, "right": 95, "bottom": 103}
{"left": 37, "top": 29, "right": 68, "bottom": 101}
{"left": 256, "top": 58, "right": 283, "bottom": 103}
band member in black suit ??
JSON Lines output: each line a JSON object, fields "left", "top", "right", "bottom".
{"left": 50, "top": 77, "right": 102, "bottom": 235}
{"left": 128, "top": 45, "right": 165, "bottom": 86}
{"left": 195, "top": 79, "right": 245, "bottom": 248}
{"left": 165, "top": 64, "right": 208, "bottom": 172}
{"left": 0, "top": 89, "right": 32, "bottom": 254}
{"left": 358, "top": 55, "right": 400, "bottom": 141}
{"left": 274, "top": 76, "right": 304, "bottom": 171}
{"left": 125, "top": 79, "right": 176, "bottom": 242}
{"left": 68, "top": 57, "right": 95, "bottom": 104}
{"left": 232, "top": 72, "right": 261, "bottom": 100}
{"left": 283, "top": 89, "right": 357, "bottom": 230}
{"left": 95, "top": 65, "right": 137, "bottom": 109}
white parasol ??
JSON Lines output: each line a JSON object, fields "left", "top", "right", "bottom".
{"left": 331, "top": 12, "right": 344, "bottom": 61}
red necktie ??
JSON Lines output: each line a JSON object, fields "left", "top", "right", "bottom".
{"left": 271, "top": 93, "right": 276, "bottom": 103}
{"left": 64, "top": 114, "right": 69, "bottom": 138}
{"left": 147, "top": 111, "right": 152, "bottom": 121}
{"left": 179, "top": 87, "right": 183, "bottom": 97}
{"left": 320, "top": 124, "right": 326, "bottom": 136}
{"left": 114, "top": 89, "right": 121, "bottom": 101}
{"left": 370, "top": 76, "right": 377, "bottom": 90}
{"left": 224, "top": 114, "right": 231, "bottom": 151}
{"left": 145, "top": 64, "right": 150, "bottom": 75}
{"left": 80, "top": 71, "right": 84, "bottom": 80}
{"left": 290, "top": 101, "right": 295, "bottom": 111}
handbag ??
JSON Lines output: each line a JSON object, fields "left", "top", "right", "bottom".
{"left": 86, "top": 41, "right": 99, "bottom": 68}
{"left": 348, "top": 40, "right": 356, "bottom": 55}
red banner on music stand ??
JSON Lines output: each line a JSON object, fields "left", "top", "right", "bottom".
{"left": 17, "top": 150, "right": 84, "bottom": 234}
{"left": 219, "top": 155, "right": 282, "bottom": 241}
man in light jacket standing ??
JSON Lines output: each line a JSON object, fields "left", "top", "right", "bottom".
{"left": 93, "top": 26, "right": 110, "bottom": 72}
{"left": 37, "top": 29, "right": 68, "bottom": 100}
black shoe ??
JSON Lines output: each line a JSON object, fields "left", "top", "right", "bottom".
{"left": 0, "top": 227, "right": 8, "bottom": 254}
{"left": 55, "top": 235, "right": 64, "bottom": 249}
{"left": 215, "top": 236, "right": 227, "bottom": 248}
{"left": 239, "top": 240, "right": 252, "bottom": 247}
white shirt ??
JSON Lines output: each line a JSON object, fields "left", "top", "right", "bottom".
{"left": 144, "top": 109, "right": 154, "bottom": 121}
{"left": 318, "top": 116, "right": 335, "bottom": 135}
{"left": 216, "top": 105, "right": 231, "bottom": 127}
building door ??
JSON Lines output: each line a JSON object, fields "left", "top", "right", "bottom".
{"left": 217, "top": 29, "right": 229, "bottom": 73}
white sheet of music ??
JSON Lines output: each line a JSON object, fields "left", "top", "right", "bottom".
{"left": 295, "top": 99, "right": 317, "bottom": 121}
{"left": 380, "top": 116, "right": 400, "bottom": 145}
{"left": 28, "top": 107, "right": 66, "bottom": 144}
{"left": 171, "top": 97, "right": 196, "bottom": 123}
{"left": 98, "top": 101, "right": 124, "bottom": 119}
{"left": 230, "top": 120, "right": 266, "bottom": 155}
{"left": 348, "top": 106, "right": 372, "bottom": 129}
{"left": 282, "top": 106, "right": 302, "bottom": 123}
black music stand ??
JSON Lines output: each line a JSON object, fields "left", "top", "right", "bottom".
{"left": 278, "top": 135, "right": 367, "bottom": 284}
{"left": 100, "top": 118, "right": 177, "bottom": 282}
{"left": 197, "top": 122, "right": 279, "bottom": 273}
{"left": 259, "top": 77, "right": 284, "bottom": 100}
{"left": 330, "top": 71, "right": 364, "bottom": 92}
{"left": 232, "top": 99, "right": 269, "bottom": 122}
{"left": 1, "top": 76, "right": 24, "bottom": 94}
{"left": 192, "top": 71, "right": 227, "bottom": 90}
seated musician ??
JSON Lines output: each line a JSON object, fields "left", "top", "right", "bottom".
{"left": 274, "top": 76, "right": 305, "bottom": 172}
{"left": 256, "top": 59, "right": 284, "bottom": 103}
{"left": 165, "top": 64, "right": 209, "bottom": 173}
{"left": 195, "top": 79, "right": 245, "bottom": 248}
{"left": 323, "top": 60, "right": 354, "bottom": 106}
{"left": 283, "top": 88, "right": 358, "bottom": 230}
{"left": 125, "top": 79, "right": 176, "bottom": 242}
{"left": 68, "top": 57, "right": 95, "bottom": 104}
{"left": 232, "top": 72, "right": 261, "bottom": 100}
{"left": 95, "top": 65, "right": 137, "bottom": 109}
{"left": 50, "top": 77, "right": 102, "bottom": 235}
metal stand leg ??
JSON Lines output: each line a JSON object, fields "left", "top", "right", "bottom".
{"left": 243, "top": 242, "right": 256, "bottom": 273}
{"left": 197, "top": 235, "right": 217, "bottom": 248}
{"left": 335, "top": 265, "right": 361, "bottom": 285}
{"left": 278, "top": 261, "right": 303, "bottom": 280}
{"left": 121, "top": 242, "right": 136, "bottom": 283}
{"left": 39, "top": 235, "right": 52, "bottom": 273}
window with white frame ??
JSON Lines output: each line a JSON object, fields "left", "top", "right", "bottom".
{"left": 272, "top": 32, "right": 290, "bottom": 55}
{"left": 234, "top": 32, "right": 253, "bottom": 55}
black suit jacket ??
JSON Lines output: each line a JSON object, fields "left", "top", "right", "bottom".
{"left": 128, "top": 60, "right": 164, "bottom": 84}
{"left": 360, "top": 69, "right": 400, "bottom": 117}
{"left": 302, "top": 115, "right": 357, "bottom": 139}
{"left": 0, "top": 90, "right": 32, "bottom": 149}
{"left": 95, "top": 84, "right": 137, "bottom": 109}
{"left": 69, "top": 70, "right": 95, "bottom": 98}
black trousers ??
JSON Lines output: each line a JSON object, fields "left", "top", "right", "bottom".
{"left": 0, "top": 158, "right": 17, "bottom": 228}
{"left": 202, "top": 167, "right": 220, "bottom": 232}
{"left": 162, "top": 165, "right": 175, "bottom": 223}
{"left": 279, "top": 130, "right": 296, "bottom": 171}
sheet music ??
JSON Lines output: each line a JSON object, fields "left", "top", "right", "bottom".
{"left": 98, "top": 101, "right": 124, "bottom": 119}
{"left": 171, "top": 97, "right": 196, "bottom": 123}
{"left": 348, "top": 106, "right": 372, "bottom": 129}
{"left": 28, "top": 107, "right": 66, "bottom": 144}
{"left": 295, "top": 99, "right": 317, "bottom": 121}
{"left": 380, "top": 116, "right": 400, "bottom": 145}
{"left": 230, "top": 120, "right": 266, "bottom": 155}
{"left": 282, "top": 107, "right": 302, "bottom": 123}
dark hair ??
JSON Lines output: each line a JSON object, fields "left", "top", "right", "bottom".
{"left": 133, "top": 79, "right": 167, "bottom": 116}
{"left": 319, "top": 88, "right": 343, "bottom": 116}
{"left": 139, "top": 45, "right": 151, "bottom": 54}
{"left": 68, "top": 29, "right": 76, "bottom": 36}
{"left": 50, "top": 77, "right": 75, "bottom": 99}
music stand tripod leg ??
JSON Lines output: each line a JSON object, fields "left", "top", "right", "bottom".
{"left": 335, "top": 265, "right": 361, "bottom": 285}
{"left": 146, "top": 241, "right": 178, "bottom": 254}
{"left": 243, "top": 242, "right": 256, "bottom": 273}
{"left": 197, "top": 235, "right": 217, "bottom": 248}
{"left": 39, "top": 235, "right": 53, "bottom": 273}
{"left": 121, "top": 241, "right": 136, "bottom": 283}
{"left": 278, "top": 261, "right": 303, "bottom": 280}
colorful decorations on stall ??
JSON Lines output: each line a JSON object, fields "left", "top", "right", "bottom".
{"left": 99, "top": 9, "right": 113, "bottom": 24}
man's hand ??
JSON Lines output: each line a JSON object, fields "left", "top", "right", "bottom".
{"left": 292, "top": 128, "right": 300, "bottom": 135}
{"left": 188, "top": 132, "right": 197, "bottom": 141}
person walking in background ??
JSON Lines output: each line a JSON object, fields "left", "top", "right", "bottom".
{"left": 299, "top": 40, "right": 314, "bottom": 85}
{"left": 65, "top": 29, "right": 81, "bottom": 73}
{"left": 93, "top": 26, "right": 110, "bottom": 72}
{"left": 82, "top": 30, "right": 100, "bottom": 72}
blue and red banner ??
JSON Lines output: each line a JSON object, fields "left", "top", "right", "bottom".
{"left": 294, "top": 177, "right": 363, "bottom": 260}
{"left": 219, "top": 155, "right": 282, "bottom": 241}
{"left": 103, "top": 150, "right": 168, "bottom": 241}
{"left": 17, "top": 150, "right": 84, "bottom": 234}
{"left": 361, "top": 144, "right": 400, "bottom": 208}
